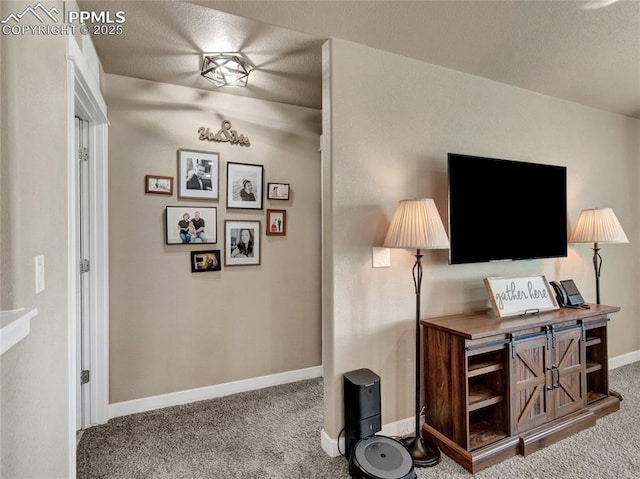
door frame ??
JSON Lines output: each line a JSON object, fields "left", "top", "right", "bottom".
{"left": 75, "top": 116, "right": 91, "bottom": 431}
{"left": 66, "top": 35, "right": 109, "bottom": 477}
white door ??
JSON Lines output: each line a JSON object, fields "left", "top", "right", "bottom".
{"left": 75, "top": 117, "right": 91, "bottom": 431}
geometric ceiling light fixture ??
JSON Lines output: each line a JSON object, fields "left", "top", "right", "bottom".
{"left": 201, "top": 52, "right": 253, "bottom": 87}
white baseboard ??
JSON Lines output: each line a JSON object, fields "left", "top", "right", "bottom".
{"left": 107, "top": 351, "right": 639, "bottom": 437}
{"left": 108, "top": 366, "right": 323, "bottom": 419}
{"left": 321, "top": 415, "right": 419, "bottom": 458}
{"left": 609, "top": 350, "right": 640, "bottom": 370}
{"left": 321, "top": 428, "right": 343, "bottom": 458}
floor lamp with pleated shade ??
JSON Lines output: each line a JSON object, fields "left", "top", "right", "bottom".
{"left": 570, "top": 207, "right": 628, "bottom": 305}
{"left": 570, "top": 207, "right": 628, "bottom": 402}
{"left": 383, "top": 198, "right": 449, "bottom": 467}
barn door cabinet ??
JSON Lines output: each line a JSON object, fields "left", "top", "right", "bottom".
{"left": 421, "top": 304, "right": 620, "bottom": 473}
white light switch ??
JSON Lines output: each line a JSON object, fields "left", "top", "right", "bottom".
{"left": 35, "top": 255, "right": 45, "bottom": 294}
{"left": 372, "top": 247, "right": 391, "bottom": 268}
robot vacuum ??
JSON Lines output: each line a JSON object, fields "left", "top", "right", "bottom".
{"left": 349, "top": 435, "right": 417, "bottom": 479}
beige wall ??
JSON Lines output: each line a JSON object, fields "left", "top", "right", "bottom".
{"left": 106, "top": 74, "right": 322, "bottom": 403}
{"left": 322, "top": 39, "right": 640, "bottom": 437}
{"left": 0, "top": 2, "right": 71, "bottom": 476}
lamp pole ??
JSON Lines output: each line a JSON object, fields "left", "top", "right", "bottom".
{"left": 591, "top": 241, "right": 624, "bottom": 401}
{"left": 592, "top": 242, "right": 601, "bottom": 304}
{"left": 400, "top": 249, "right": 441, "bottom": 467}
{"left": 411, "top": 251, "right": 423, "bottom": 449}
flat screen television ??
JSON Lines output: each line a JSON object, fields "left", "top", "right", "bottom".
{"left": 448, "top": 153, "right": 567, "bottom": 264}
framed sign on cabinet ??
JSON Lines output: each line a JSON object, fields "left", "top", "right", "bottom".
{"left": 484, "top": 275, "right": 559, "bottom": 317}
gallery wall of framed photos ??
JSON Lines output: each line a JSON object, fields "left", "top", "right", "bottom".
{"left": 150, "top": 149, "right": 293, "bottom": 268}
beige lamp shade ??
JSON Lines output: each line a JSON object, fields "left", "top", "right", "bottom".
{"left": 570, "top": 208, "right": 629, "bottom": 244}
{"left": 383, "top": 199, "right": 450, "bottom": 250}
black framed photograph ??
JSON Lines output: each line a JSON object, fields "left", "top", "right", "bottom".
{"left": 267, "top": 182, "right": 290, "bottom": 200}
{"left": 177, "top": 149, "right": 220, "bottom": 200}
{"left": 190, "top": 250, "right": 221, "bottom": 272}
{"left": 165, "top": 206, "right": 217, "bottom": 244}
{"left": 145, "top": 175, "right": 173, "bottom": 195}
{"left": 266, "top": 209, "right": 286, "bottom": 236}
{"left": 225, "top": 220, "right": 261, "bottom": 266}
{"left": 226, "top": 162, "right": 263, "bottom": 209}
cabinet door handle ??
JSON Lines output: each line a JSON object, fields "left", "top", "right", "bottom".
{"left": 546, "top": 366, "right": 555, "bottom": 390}
{"left": 553, "top": 365, "right": 560, "bottom": 389}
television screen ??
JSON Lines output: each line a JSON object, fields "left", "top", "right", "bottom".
{"left": 448, "top": 153, "right": 567, "bottom": 264}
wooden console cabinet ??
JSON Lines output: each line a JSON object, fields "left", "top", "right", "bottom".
{"left": 421, "top": 304, "right": 620, "bottom": 473}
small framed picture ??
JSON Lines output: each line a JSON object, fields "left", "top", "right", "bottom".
{"left": 227, "top": 162, "right": 263, "bottom": 209}
{"left": 190, "top": 250, "right": 221, "bottom": 272}
{"left": 225, "top": 220, "right": 261, "bottom": 266}
{"left": 267, "top": 183, "right": 290, "bottom": 200}
{"left": 178, "top": 149, "right": 220, "bottom": 200}
{"left": 165, "top": 206, "right": 217, "bottom": 244}
{"left": 266, "top": 209, "right": 286, "bottom": 236}
{"left": 145, "top": 175, "right": 173, "bottom": 195}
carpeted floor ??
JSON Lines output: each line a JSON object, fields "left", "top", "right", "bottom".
{"left": 77, "top": 362, "right": 640, "bottom": 478}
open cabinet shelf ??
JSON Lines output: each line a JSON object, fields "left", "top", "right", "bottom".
{"left": 468, "top": 418, "right": 508, "bottom": 451}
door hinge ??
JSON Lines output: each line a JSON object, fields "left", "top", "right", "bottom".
{"left": 80, "top": 370, "right": 90, "bottom": 385}
{"left": 79, "top": 147, "right": 89, "bottom": 162}
{"left": 80, "top": 259, "right": 90, "bottom": 273}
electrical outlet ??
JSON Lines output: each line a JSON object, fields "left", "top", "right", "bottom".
{"left": 372, "top": 247, "right": 390, "bottom": 268}
{"left": 35, "top": 255, "right": 45, "bottom": 293}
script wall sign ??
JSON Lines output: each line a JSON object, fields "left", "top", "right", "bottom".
{"left": 484, "top": 275, "right": 559, "bottom": 318}
{"left": 198, "top": 120, "right": 250, "bottom": 147}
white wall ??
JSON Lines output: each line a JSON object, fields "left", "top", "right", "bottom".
{"left": 105, "top": 74, "right": 323, "bottom": 403}
{"left": 322, "top": 38, "right": 640, "bottom": 439}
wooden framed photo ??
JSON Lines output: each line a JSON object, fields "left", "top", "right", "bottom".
{"left": 225, "top": 220, "right": 261, "bottom": 266}
{"left": 267, "top": 182, "right": 290, "bottom": 200}
{"left": 165, "top": 206, "right": 217, "bottom": 244}
{"left": 145, "top": 175, "right": 173, "bottom": 195}
{"left": 226, "top": 162, "right": 263, "bottom": 209}
{"left": 177, "top": 149, "right": 219, "bottom": 200}
{"left": 266, "top": 209, "right": 286, "bottom": 236}
{"left": 190, "top": 250, "right": 221, "bottom": 272}
{"left": 484, "top": 275, "right": 559, "bottom": 318}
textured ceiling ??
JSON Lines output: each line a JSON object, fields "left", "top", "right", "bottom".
{"left": 78, "top": 0, "right": 324, "bottom": 108}
{"left": 80, "top": 0, "right": 640, "bottom": 118}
